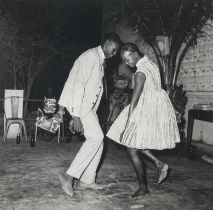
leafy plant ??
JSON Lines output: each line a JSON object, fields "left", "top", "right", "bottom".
{"left": 104, "top": 0, "right": 213, "bottom": 108}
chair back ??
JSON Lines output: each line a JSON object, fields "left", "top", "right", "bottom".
{"left": 10, "top": 96, "right": 20, "bottom": 118}
{"left": 43, "top": 97, "right": 57, "bottom": 114}
{"left": 4, "top": 89, "right": 24, "bottom": 119}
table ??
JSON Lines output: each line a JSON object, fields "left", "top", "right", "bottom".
{"left": 186, "top": 109, "right": 213, "bottom": 147}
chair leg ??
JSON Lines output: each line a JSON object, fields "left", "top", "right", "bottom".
{"left": 62, "top": 122, "right": 65, "bottom": 138}
{"left": 35, "top": 125, "right": 38, "bottom": 142}
{"left": 22, "top": 121, "right": 28, "bottom": 142}
{"left": 4, "top": 120, "right": 10, "bottom": 142}
{"left": 58, "top": 126, "right": 60, "bottom": 143}
{"left": 19, "top": 121, "right": 27, "bottom": 142}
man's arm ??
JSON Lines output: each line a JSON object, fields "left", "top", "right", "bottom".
{"left": 58, "top": 51, "right": 96, "bottom": 134}
{"left": 70, "top": 53, "right": 96, "bottom": 134}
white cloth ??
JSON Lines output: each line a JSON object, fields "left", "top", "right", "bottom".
{"left": 107, "top": 56, "right": 180, "bottom": 150}
{"left": 59, "top": 46, "right": 105, "bottom": 118}
{"left": 66, "top": 110, "right": 104, "bottom": 184}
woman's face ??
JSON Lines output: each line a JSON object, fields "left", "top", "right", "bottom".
{"left": 121, "top": 51, "right": 138, "bottom": 68}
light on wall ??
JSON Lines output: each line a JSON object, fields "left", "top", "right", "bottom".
{"left": 156, "top": 36, "right": 170, "bottom": 56}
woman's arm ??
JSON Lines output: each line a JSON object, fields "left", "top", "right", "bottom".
{"left": 124, "top": 71, "right": 146, "bottom": 130}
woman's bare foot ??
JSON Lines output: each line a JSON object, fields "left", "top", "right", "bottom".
{"left": 158, "top": 163, "right": 169, "bottom": 184}
{"left": 130, "top": 187, "right": 149, "bottom": 199}
{"left": 78, "top": 182, "right": 106, "bottom": 190}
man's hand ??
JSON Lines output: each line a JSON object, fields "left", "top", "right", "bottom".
{"left": 69, "top": 120, "right": 75, "bottom": 134}
{"left": 72, "top": 116, "right": 84, "bottom": 135}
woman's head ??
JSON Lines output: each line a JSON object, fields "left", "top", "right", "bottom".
{"left": 120, "top": 43, "right": 143, "bottom": 67}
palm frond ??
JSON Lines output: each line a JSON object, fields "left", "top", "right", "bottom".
{"left": 105, "top": 0, "right": 213, "bottom": 91}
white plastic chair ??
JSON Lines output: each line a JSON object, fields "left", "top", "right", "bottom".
{"left": 4, "top": 89, "right": 27, "bottom": 142}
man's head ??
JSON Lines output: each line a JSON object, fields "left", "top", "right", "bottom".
{"left": 120, "top": 42, "right": 143, "bottom": 68}
{"left": 101, "top": 32, "right": 122, "bottom": 59}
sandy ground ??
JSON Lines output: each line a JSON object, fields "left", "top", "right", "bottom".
{"left": 0, "top": 136, "right": 213, "bottom": 210}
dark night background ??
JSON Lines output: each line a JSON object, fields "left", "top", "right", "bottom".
{"left": 0, "top": 0, "right": 103, "bottom": 100}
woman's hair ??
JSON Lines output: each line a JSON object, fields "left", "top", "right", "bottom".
{"left": 120, "top": 42, "right": 143, "bottom": 57}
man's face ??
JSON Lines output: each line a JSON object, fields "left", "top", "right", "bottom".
{"left": 121, "top": 51, "right": 138, "bottom": 67}
{"left": 103, "top": 40, "right": 120, "bottom": 59}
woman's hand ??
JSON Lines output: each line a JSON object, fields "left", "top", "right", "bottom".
{"left": 119, "top": 130, "right": 125, "bottom": 143}
{"left": 120, "top": 119, "right": 130, "bottom": 143}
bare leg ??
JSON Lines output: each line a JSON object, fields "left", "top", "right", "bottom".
{"left": 140, "top": 150, "right": 163, "bottom": 167}
{"left": 140, "top": 150, "right": 168, "bottom": 184}
{"left": 59, "top": 172, "right": 74, "bottom": 196}
{"left": 127, "top": 148, "right": 149, "bottom": 199}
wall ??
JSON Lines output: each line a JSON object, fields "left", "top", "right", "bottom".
{"left": 178, "top": 20, "right": 213, "bottom": 145}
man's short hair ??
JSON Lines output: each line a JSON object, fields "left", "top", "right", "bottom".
{"left": 101, "top": 32, "right": 122, "bottom": 47}
{"left": 120, "top": 42, "right": 142, "bottom": 56}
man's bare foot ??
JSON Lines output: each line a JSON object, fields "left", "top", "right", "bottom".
{"left": 130, "top": 188, "right": 149, "bottom": 199}
{"left": 158, "top": 163, "right": 169, "bottom": 184}
{"left": 59, "top": 173, "right": 73, "bottom": 196}
{"left": 78, "top": 182, "right": 106, "bottom": 190}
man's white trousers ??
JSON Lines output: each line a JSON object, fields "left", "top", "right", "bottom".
{"left": 66, "top": 110, "right": 104, "bottom": 184}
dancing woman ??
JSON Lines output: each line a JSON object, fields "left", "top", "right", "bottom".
{"left": 107, "top": 43, "right": 180, "bottom": 198}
